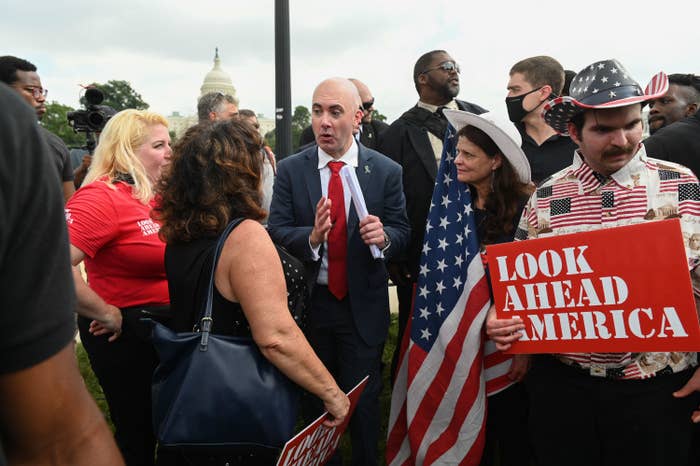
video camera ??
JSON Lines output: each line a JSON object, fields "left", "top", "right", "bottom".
{"left": 67, "top": 87, "right": 116, "bottom": 151}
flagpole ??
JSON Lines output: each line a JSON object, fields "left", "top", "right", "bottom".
{"left": 274, "top": 0, "right": 292, "bottom": 160}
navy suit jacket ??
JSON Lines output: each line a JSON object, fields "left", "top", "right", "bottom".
{"left": 268, "top": 143, "right": 410, "bottom": 346}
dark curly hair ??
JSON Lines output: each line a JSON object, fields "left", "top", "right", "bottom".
{"left": 457, "top": 125, "right": 531, "bottom": 245}
{"left": 154, "top": 120, "right": 266, "bottom": 243}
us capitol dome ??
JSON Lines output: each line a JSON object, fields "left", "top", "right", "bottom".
{"left": 167, "top": 49, "right": 274, "bottom": 139}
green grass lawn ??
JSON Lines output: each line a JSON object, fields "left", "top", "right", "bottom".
{"left": 77, "top": 313, "right": 400, "bottom": 463}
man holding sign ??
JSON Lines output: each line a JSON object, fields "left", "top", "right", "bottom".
{"left": 487, "top": 59, "right": 700, "bottom": 466}
{"left": 268, "top": 77, "right": 409, "bottom": 466}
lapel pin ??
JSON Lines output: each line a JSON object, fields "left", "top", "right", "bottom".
{"left": 364, "top": 165, "right": 371, "bottom": 174}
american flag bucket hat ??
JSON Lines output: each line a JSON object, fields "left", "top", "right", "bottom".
{"left": 543, "top": 59, "right": 668, "bottom": 135}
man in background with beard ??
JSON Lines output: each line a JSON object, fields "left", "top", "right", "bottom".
{"left": 379, "top": 50, "right": 486, "bottom": 379}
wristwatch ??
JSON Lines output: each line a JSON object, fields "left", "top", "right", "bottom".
{"left": 381, "top": 232, "right": 391, "bottom": 253}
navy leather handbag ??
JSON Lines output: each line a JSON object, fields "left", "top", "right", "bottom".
{"left": 149, "top": 219, "right": 299, "bottom": 450}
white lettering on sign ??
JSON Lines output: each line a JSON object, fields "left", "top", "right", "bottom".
{"left": 502, "top": 276, "right": 628, "bottom": 311}
{"left": 496, "top": 246, "right": 593, "bottom": 282}
{"left": 517, "top": 307, "right": 688, "bottom": 341}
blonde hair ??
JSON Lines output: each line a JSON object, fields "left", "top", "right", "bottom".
{"left": 83, "top": 109, "right": 169, "bottom": 203}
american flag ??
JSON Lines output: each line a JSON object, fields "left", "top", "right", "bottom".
{"left": 386, "top": 124, "right": 492, "bottom": 465}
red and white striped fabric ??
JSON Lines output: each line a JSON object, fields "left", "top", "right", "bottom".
{"left": 387, "top": 125, "right": 493, "bottom": 466}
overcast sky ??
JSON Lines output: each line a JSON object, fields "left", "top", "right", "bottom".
{"left": 4, "top": 0, "right": 697, "bottom": 125}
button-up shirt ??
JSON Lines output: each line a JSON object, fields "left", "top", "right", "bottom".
{"left": 416, "top": 99, "right": 458, "bottom": 163}
{"left": 310, "top": 141, "right": 358, "bottom": 285}
{"left": 515, "top": 144, "right": 700, "bottom": 379}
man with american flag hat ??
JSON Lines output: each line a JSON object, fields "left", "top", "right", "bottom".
{"left": 488, "top": 58, "right": 700, "bottom": 466}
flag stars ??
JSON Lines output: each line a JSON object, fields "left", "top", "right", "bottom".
{"left": 419, "top": 307, "right": 431, "bottom": 319}
{"left": 441, "top": 195, "right": 451, "bottom": 208}
{"left": 601, "top": 76, "right": 608, "bottom": 83}
{"left": 435, "top": 302, "right": 445, "bottom": 316}
{"left": 443, "top": 173, "right": 453, "bottom": 186}
{"left": 435, "top": 280, "right": 446, "bottom": 294}
{"left": 420, "top": 328, "right": 432, "bottom": 341}
{"left": 422, "top": 242, "right": 432, "bottom": 254}
{"left": 436, "top": 259, "right": 447, "bottom": 272}
{"left": 614, "top": 81, "right": 621, "bottom": 87}
{"left": 438, "top": 238, "right": 449, "bottom": 251}
{"left": 610, "top": 67, "right": 618, "bottom": 74}
{"left": 425, "top": 221, "right": 433, "bottom": 233}
{"left": 452, "top": 276, "right": 463, "bottom": 289}
{"left": 454, "top": 254, "right": 464, "bottom": 267}
{"left": 598, "top": 63, "right": 606, "bottom": 69}
{"left": 419, "top": 263, "right": 430, "bottom": 277}
{"left": 609, "top": 91, "right": 616, "bottom": 98}
{"left": 439, "top": 216, "right": 450, "bottom": 229}
{"left": 418, "top": 285, "right": 429, "bottom": 298}
{"left": 455, "top": 233, "right": 463, "bottom": 245}
{"left": 464, "top": 204, "right": 473, "bottom": 216}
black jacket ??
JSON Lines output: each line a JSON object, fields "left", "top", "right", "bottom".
{"left": 643, "top": 110, "right": 700, "bottom": 178}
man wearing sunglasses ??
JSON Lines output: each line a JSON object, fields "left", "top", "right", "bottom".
{"left": 379, "top": 50, "right": 486, "bottom": 379}
{"left": 0, "top": 55, "right": 75, "bottom": 202}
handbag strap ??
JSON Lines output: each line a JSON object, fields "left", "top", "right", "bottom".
{"left": 199, "top": 217, "right": 245, "bottom": 351}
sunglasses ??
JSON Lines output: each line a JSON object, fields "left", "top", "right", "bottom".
{"left": 361, "top": 98, "right": 375, "bottom": 111}
{"left": 421, "top": 61, "right": 460, "bottom": 75}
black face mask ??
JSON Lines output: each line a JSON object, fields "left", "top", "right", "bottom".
{"left": 505, "top": 86, "right": 548, "bottom": 123}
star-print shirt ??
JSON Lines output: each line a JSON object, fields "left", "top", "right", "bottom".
{"left": 514, "top": 144, "right": 700, "bottom": 379}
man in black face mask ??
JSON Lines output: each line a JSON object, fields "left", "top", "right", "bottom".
{"left": 379, "top": 50, "right": 486, "bottom": 381}
{"left": 505, "top": 56, "right": 578, "bottom": 183}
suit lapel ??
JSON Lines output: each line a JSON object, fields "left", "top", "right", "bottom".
{"left": 348, "top": 146, "right": 373, "bottom": 236}
{"left": 408, "top": 128, "right": 438, "bottom": 181}
{"left": 303, "top": 148, "right": 322, "bottom": 214}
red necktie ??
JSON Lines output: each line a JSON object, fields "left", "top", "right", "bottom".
{"left": 327, "top": 161, "right": 348, "bottom": 300}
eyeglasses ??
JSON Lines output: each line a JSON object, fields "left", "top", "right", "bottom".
{"left": 421, "top": 61, "right": 460, "bottom": 75}
{"left": 23, "top": 86, "right": 48, "bottom": 99}
{"left": 361, "top": 98, "right": 375, "bottom": 111}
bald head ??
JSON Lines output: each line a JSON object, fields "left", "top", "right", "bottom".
{"left": 311, "top": 78, "right": 363, "bottom": 158}
{"left": 349, "top": 78, "right": 375, "bottom": 123}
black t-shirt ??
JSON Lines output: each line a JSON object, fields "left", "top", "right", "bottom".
{"left": 518, "top": 124, "right": 578, "bottom": 185}
{"left": 39, "top": 125, "right": 74, "bottom": 182}
{"left": 0, "top": 84, "right": 76, "bottom": 375}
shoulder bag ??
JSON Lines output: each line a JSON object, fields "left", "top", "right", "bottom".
{"left": 149, "top": 218, "right": 299, "bottom": 451}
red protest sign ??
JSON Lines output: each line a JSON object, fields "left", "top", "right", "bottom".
{"left": 485, "top": 219, "right": 700, "bottom": 353}
{"left": 275, "top": 376, "right": 369, "bottom": 466}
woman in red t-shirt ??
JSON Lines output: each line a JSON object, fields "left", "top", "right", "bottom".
{"left": 65, "top": 109, "right": 171, "bottom": 466}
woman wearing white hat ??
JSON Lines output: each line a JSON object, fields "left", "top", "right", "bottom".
{"left": 443, "top": 109, "right": 534, "bottom": 466}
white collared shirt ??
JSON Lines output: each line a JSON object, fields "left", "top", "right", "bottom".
{"left": 312, "top": 139, "right": 359, "bottom": 284}
{"left": 417, "top": 99, "right": 459, "bottom": 163}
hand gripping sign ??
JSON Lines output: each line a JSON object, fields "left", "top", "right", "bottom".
{"left": 485, "top": 219, "right": 700, "bottom": 353}
{"left": 275, "top": 376, "right": 368, "bottom": 466}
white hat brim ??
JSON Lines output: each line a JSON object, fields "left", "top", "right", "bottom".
{"left": 443, "top": 109, "right": 531, "bottom": 184}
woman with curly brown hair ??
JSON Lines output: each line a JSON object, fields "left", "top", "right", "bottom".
{"left": 444, "top": 110, "right": 535, "bottom": 466}
{"left": 153, "top": 120, "right": 349, "bottom": 465}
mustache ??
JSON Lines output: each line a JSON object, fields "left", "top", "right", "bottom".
{"left": 602, "top": 144, "right": 635, "bottom": 157}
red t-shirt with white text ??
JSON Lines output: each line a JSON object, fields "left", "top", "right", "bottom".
{"left": 65, "top": 180, "right": 169, "bottom": 309}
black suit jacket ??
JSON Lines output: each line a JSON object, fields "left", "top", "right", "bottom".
{"left": 378, "top": 99, "right": 486, "bottom": 275}
{"left": 643, "top": 110, "right": 700, "bottom": 178}
{"left": 267, "top": 144, "right": 410, "bottom": 346}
